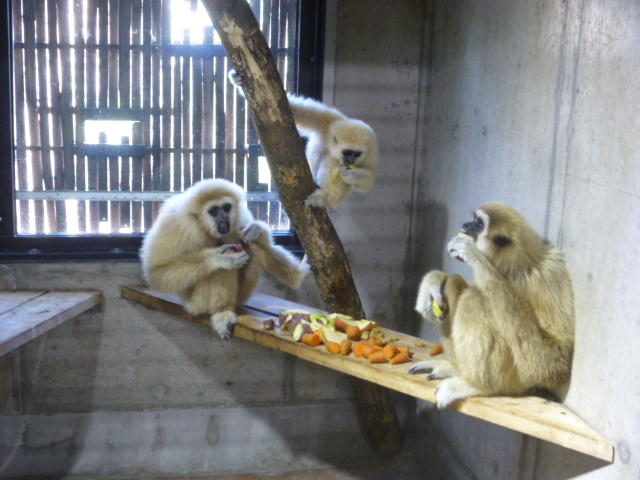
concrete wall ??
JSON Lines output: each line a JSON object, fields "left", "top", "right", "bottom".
{"left": 415, "top": 0, "right": 640, "bottom": 478}
{"left": 0, "top": 1, "right": 429, "bottom": 478}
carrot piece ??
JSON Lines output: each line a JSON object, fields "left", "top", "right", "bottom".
{"left": 335, "top": 317, "right": 350, "bottom": 332}
{"left": 340, "top": 340, "right": 352, "bottom": 355}
{"left": 389, "top": 351, "right": 410, "bottom": 365}
{"left": 397, "top": 345, "right": 410, "bottom": 355}
{"left": 353, "top": 341, "right": 368, "bottom": 358}
{"left": 326, "top": 341, "right": 341, "bottom": 354}
{"left": 346, "top": 326, "right": 361, "bottom": 340}
{"left": 383, "top": 343, "right": 398, "bottom": 359}
{"left": 361, "top": 344, "right": 373, "bottom": 358}
{"left": 301, "top": 333, "right": 321, "bottom": 347}
{"left": 430, "top": 343, "right": 444, "bottom": 356}
{"left": 368, "top": 350, "right": 387, "bottom": 363}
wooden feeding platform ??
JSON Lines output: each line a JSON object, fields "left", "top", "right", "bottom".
{"left": 121, "top": 285, "right": 613, "bottom": 462}
{"left": 0, "top": 290, "right": 103, "bottom": 357}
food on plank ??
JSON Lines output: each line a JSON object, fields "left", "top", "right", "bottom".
{"left": 261, "top": 319, "right": 276, "bottom": 330}
{"left": 274, "top": 309, "right": 413, "bottom": 364}
{"left": 430, "top": 343, "right": 444, "bottom": 356}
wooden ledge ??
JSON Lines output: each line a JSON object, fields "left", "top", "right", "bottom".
{"left": 0, "top": 289, "right": 103, "bottom": 357}
{"left": 121, "top": 285, "right": 613, "bottom": 462}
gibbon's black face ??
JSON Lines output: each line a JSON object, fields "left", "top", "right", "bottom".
{"left": 208, "top": 202, "right": 233, "bottom": 235}
{"left": 462, "top": 212, "right": 485, "bottom": 240}
{"left": 341, "top": 148, "right": 362, "bottom": 167}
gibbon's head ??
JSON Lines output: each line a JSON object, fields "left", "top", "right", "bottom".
{"left": 462, "top": 202, "right": 548, "bottom": 275}
{"left": 328, "top": 119, "right": 377, "bottom": 168}
{"left": 186, "top": 179, "right": 252, "bottom": 239}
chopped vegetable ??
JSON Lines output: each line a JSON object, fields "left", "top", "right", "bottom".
{"left": 301, "top": 333, "right": 321, "bottom": 347}
{"left": 389, "top": 351, "right": 410, "bottom": 365}
{"left": 383, "top": 343, "right": 398, "bottom": 359}
{"left": 430, "top": 343, "right": 444, "bottom": 356}
{"left": 368, "top": 351, "right": 387, "bottom": 363}
{"left": 340, "top": 340, "right": 352, "bottom": 355}
{"left": 326, "top": 341, "right": 341, "bottom": 354}
{"left": 353, "top": 342, "right": 368, "bottom": 358}
{"left": 346, "top": 325, "right": 361, "bottom": 340}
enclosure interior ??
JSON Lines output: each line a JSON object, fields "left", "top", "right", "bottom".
{"left": 1, "top": 0, "right": 639, "bottom": 479}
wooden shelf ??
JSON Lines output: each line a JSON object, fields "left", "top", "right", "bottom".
{"left": 121, "top": 285, "right": 613, "bottom": 462}
{"left": 0, "top": 290, "right": 103, "bottom": 357}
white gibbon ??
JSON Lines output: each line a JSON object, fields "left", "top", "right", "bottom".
{"left": 228, "top": 70, "right": 378, "bottom": 208}
{"left": 140, "top": 179, "right": 309, "bottom": 339}
{"left": 412, "top": 202, "right": 575, "bottom": 408}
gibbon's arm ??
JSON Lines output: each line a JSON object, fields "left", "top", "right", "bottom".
{"left": 287, "top": 94, "right": 344, "bottom": 135}
{"left": 242, "top": 221, "right": 309, "bottom": 288}
{"left": 148, "top": 246, "right": 248, "bottom": 294}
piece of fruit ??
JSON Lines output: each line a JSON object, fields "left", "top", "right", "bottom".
{"left": 430, "top": 343, "right": 444, "bottom": 356}
{"left": 278, "top": 310, "right": 311, "bottom": 329}
{"left": 431, "top": 298, "right": 447, "bottom": 318}
{"left": 368, "top": 336, "right": 385, "bottom": 347}
{"left": 339, "top": 340, "right": 352, "bottom": 355}
{"left": 292, "top": 323, "right": 313, "bottom": 341}
{"left": 368, "top": 351, "right": 387, "bottom": 363}
{"left": 318, "top": 326, "right": 348, "bottom": 344}
{"left": 389, "top": 351, "right": 410, "bottom": 365}
{"left": 261, "top": 319, "right": 275, "bottom": 330}
{"left": 301, "top": 333, "right": 321, "bottom": 346}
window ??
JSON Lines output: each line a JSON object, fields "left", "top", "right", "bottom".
{"left": 0, "top": 0, "right": 324, "bottom": 260}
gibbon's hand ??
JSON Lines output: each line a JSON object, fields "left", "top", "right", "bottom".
{"left": 339, "top": 167, "right": 368, "bottom": 186}
{"left": 447, "top": 234, "right": 476, "bottom": 263}
{"left": 241, "top": 222, "right": 267, "bottom": 244}
{"left": 415, "top": 272, "right": 447, "bottom": 322}
{"left": 228, "top": 69, "right": 245, "bottom": 90}
{"left": 304, "top": 188, "right": 330, "bottom": 208}
{"left": 208, "top": 245, "right": 249, "bottom": 270}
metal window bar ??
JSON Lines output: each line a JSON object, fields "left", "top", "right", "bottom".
{"left": 11, "top": 0, "right": 299, "bottom": 236}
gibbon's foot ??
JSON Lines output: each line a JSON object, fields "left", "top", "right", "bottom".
{"left": 408, "top": 359, "right": 459, "bottom": 380}
{"left": 211, "top": 310, "right": 237, "bottom": 340}
{"left": 210, "top": 245, "right": 250, "bottom": 270}
{"left": 447, "top": 234, "right": 475, "bottom": 263}
{"left": 304, "top": 188, "right": 330, "bottom": 208}
{"left": 241, "top": 222, "right": 266, "bottom": 244}
{"left": 415, "top": 271, "right": 447, "bottom": 321}
{"left": 435, "top": 377, "right": 481, "bottom": 409}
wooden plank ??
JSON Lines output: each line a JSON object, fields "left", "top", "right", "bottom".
{"left": 0, "top": 290, "right": 103, "bottom": 358}
{"left": 201, "top": 26, "right": 214, "bottom": 180}
{"left": 172, "top": 46, "right": 183, "bottom": 190}
{"left": 86, "top": 0, "right": 100, "bottom": 232}
{"left": 73, "top": 0, "right": 88, "bottom": 233}
{"left": 142, "top": 0, "right": 154, "bottom": 229}
{"left": 181, "top": 29, "right": 192, "bottom": 188}
{"left": 22, "top": 0, "right": 45, "bottom": 233}
{"left": 119, "top": 0, "right": 132, "bottom": 228}
{"left": 12, "top": 0, "right": 30, "bottom": 233}
{"left": 108, "top": 0, "right": 120, "bottom": 232}
{"left": 35, "top": 0, "right": 58, "bottom": 231}
{"left": 0, "top": 291, "right": 47, "bottom": 316}
{"left": 160, "top": 0, "right": 172, "bottom": 193}
{"left": 131, "top": 0, "right": 143, "bottom": 232}
{"left": 120, "top": 285, "right": 615, "bottom": 462}
{"left": 192, "top": 41, "right": 203, "bottom": 184}
{"left": 213, "top": 55, "right": 225, "bottom": 179}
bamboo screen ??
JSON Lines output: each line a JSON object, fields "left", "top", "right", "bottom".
{"left": 11, "top": 0, "right": 298, "bottom": 235}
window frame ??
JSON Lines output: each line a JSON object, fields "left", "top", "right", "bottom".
{"left": 0, "top": 0, "right": 324, "bottom": 262}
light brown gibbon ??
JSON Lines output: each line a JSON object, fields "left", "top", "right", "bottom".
{"left": 140, "top": 179, "right": 309, "bottom": 339}
{"left": 412, "top": 202, "right": 575, "bottom": 408}
{"left": 228, "top": 70, "right": 378, "bottom": 208}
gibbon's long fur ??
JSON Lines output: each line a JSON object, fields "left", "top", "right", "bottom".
{"left": 227, "top": 70, "right": 378, "bottom": 208}
{"left": 413, "top": 202, "right": 575, "bottom": 408}
{"left": 140, "top": 179, "right": 308, "bottom": 338}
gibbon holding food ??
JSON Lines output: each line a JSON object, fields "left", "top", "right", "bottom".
{"left": 412, "top": 202, "right": 575, "bottom": 408}
{"left": 140, "top": 179, "right": 309, "bottom": 339}
{"left": 228, "top": 70, "right": 378, "bottom": 208}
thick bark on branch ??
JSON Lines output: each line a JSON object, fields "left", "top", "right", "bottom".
{"left": 202, "top": 0, "right": 403, "bottom": 457}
